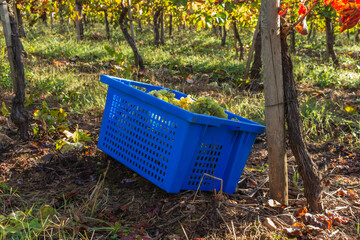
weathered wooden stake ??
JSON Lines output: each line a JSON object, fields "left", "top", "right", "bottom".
{"left": 75, "top": 0, "right": 84, "bottom": 41}
{"left": 104, "top": 10, "right": 110, "bottom": 41}
{"left": 261, "top": 0, "right": 288, "bottom": 205}
{"left": 13, "top": 1, "right": 25, "bottom": 38}
{"left": 127, "top": 0, "right": 135, "bottom": 41}
{"left": 244, "top": 18, "right": 260, "bottom": 79}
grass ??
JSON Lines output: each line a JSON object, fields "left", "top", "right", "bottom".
{"left": 0, "top": 182, "right": 125, "bottom": 240}
{"left": 0, "top": 183, "right": 58, "bottom": 240}
{"left": 294, "top": 58, "right": 360, "bottom": 89}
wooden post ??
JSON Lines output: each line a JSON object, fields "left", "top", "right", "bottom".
{"left": 58, "top": 0, "right": 65, "bottom": 33}
{"left": 160, "top": 11, "right": 164, "bottom": 44}
{"left": 221, "top": 25, "right": 226, "bottom": 46}
{"left": 50, "top": 12, "right": 54, "bottom": 33}
{"left": 169, "top": 14, "right": 172, "bottom": 37}
{"left": 13, "top": 1, "right": 25, "bottom": 38}
{"left": 0, "top": 0, "right": 12, "bottom": 54}
{"left": 244, "top": 18, "right": 260, "bottom": 79}
{"left": 75, "top": 0, "right": 84, "bottom": 41}
{"left": 250, "top": 26, "right": 262, "bottom": 79}
{"left": 261, "top": 0, "right": 288, "bottom": 204}
{"left": 127, "top": 0, "right": 135, "bottom": 41}
{"left": 104, "top": 10, "right": 110, "bottom": 40}
{"left": 232, "top": 20, "right": 244, "bottom": 60}
{"left": 153, "top": 9, "right": 161, "bottom": 46}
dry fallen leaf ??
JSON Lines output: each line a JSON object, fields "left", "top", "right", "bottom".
{"left": 283, "top": 222, "right": 305, "bottom": 237}
{"left": 289, "top": 199, "right": 307, "bottom": 206}
{"left": 346, "top": 189, "right": 359, "bottom": 198}
{"left": 72, "top": 209, "right": 85, "bottom": 223}
{"left": 295, "top": 206, "right": 308, "bottom": 217}
{"left": 301, "top": 213, "right": 331, "bottom": 230}
{"left": 305, "top": 224, "right": 324, "bottom": 234}
{"left": 267, "top": 199, "right": 281, "bottom": 208}
{"left": 263, "top": 217, "right": 278, "bottom": 231}
{"left": 292, "top": 222, "right": 305, "bottom": 228}
{"left": 247, "top": 177, "right": 258, "bottom": 187}
{"left": 277, "top": 214, "right": 297, "bottom": 225}
{"left": 326, "top": 210, "right": 350, "bottom": 224}
{"left": 337, "top": 189, "right": 347, "bottom": 197}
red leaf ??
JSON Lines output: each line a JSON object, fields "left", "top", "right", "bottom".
{"left": 279, "top": 7, "right": 289, "bottom": 16}
{"left": 295, "top": 206, "right": 308, "bottom": 217}
{"left": 337, "top": 189, "right": 347, "bottom": 197}
{"left": 301, "top": 213, "right": 331, "bottom": 230}
{"left": 332, "top": 0, "right": 348, "bottom": 10}
{"left": 292, "top": 222, "right": 306, "bottom": 229}
{"left": 296, "top": 17, "right": 308, "bottom": 35}
{"left": 324, "top": 179, "right": 332, "bottom": 186}
{"left": 278, "top": 4, "right": 289, "bottom": 16}
{"left": 283, "top": 222, "right": 305, "bottom": 237}
{"left": 325, "top": 0, "right": 335, "bottom": 5}
{"left": 299, "top": 3, "right": 307, "bottom": 15}
{"left": 339, "top": 9, "right": 360, "bottom": 32}
{"left": 316, "top": 216, "right": 332, "bottom": 230}
{"left": 64, "top": 190, "right": 77, "bottom": 200}
{"left": 347, "top": 189, "right": 359, "bottom": 198}
{"left": 326, "top": 210, "right": 350, "bottom": 224}
{"left": 120, "top": 205, "right": 128, "bottom": 211}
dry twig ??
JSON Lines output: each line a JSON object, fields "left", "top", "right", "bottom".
{"left": 89, "top": 160, "right": 110, "bottom": 216}
{"left": 193, "top": 173, "right": 223, "bottom": 202}
{"left": 231, "top": 220, "right": 237, "bottom": 240}
{"left": 249, "top": 176, "right": 269, "bottom": 197}
{"left": 179, "top": 222, "right": 189, "bottom": 240}
{"left": 216, "top": 208, "right": 232, "bottom": 235}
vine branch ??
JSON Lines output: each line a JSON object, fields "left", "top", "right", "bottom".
{"left": 281, "top": 0, "right": 319, "bottom": 37}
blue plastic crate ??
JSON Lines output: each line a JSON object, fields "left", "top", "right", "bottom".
{"left": 97, "top": 75, "right": 265, "bottom": 194}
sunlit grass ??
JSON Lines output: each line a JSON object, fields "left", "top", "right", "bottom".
{"left": 222, "top": 92, "right": 265, "bottom": 125}
{"left": 293, "top": 53, "right": 360, "bottom": 89}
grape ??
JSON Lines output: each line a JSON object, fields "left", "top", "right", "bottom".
{"left": 146, "top": 89, "right": 227, "bottom": 119}
{"left": 148, "top": 89, "right": 175, "bottom": 99}
{"left": 189, "top": 97, "right": 228, "bottom": 119}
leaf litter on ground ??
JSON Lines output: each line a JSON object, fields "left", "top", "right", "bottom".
{"left": 0, "top": 69, "right": 359, "bottom": 239}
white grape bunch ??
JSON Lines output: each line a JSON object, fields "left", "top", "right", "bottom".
{"left": 147, "top": 89, "right": 227, "bottom": 119}
{"left": 148, "top": 89, "right": 175, "bottom": 102}
{"left": 189, "top": 96, "right": 228, "bottom": 119}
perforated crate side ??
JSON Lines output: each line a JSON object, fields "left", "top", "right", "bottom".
{"left": 180, "top": 125, "right": 257, "bottom": 193}
{"left": 98, "top": 87, "right": 206, "bottom": 193}
{"left": 222, "top": 131, "right": 257, "bottom": 193}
